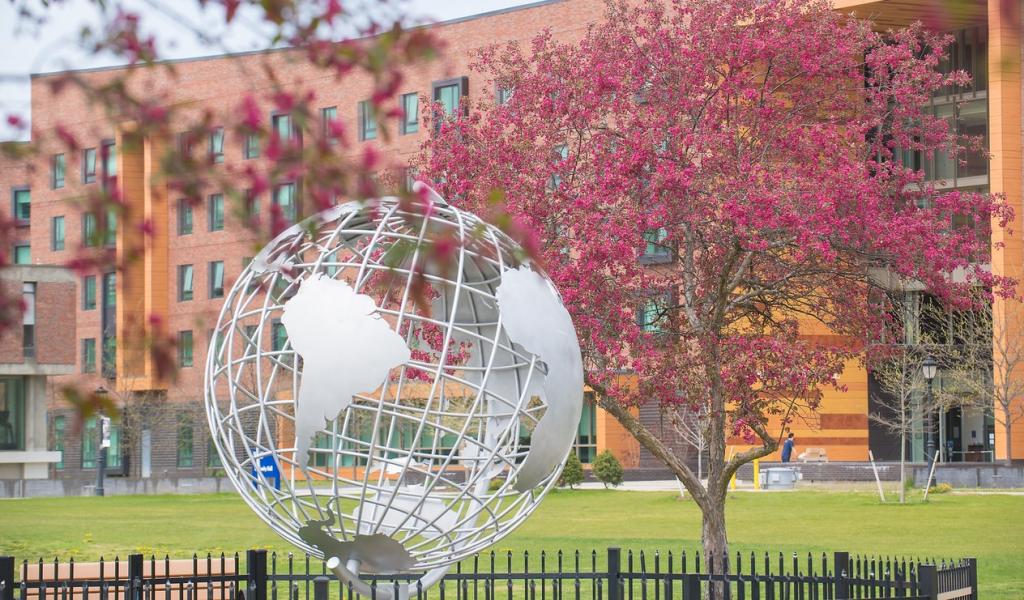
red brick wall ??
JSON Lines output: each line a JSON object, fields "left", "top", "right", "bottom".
{"left": 0, "top": 279, "right": 23, "bottom": 363}
{"left": 35, "top": 279, "right": 76, "bottom": 364}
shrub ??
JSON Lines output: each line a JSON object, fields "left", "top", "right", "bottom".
{"left": 488, "top": 478, "right": 506, "bottom": 492}
{"left": 593, "top": 450, "right": 623, "bottom": 488}
{"left": 560, "top": 452, "right": 585, "bottom": 489}
{"left": 928, "top": 482, "right": 953, "bottom": 495}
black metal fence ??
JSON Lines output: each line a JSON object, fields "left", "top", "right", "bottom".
{"left": 0, "top": 548, "right": 977, "bottom": 600}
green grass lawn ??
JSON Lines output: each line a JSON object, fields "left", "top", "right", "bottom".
{"left": 1, "top": 490, "right": 1021, "bottom": 599}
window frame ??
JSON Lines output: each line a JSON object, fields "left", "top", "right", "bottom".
{"left": 51, "top": 215, "right": 65, "bottom": 251}
{"left": 321, "top": 106, "right": 338, "bottom": 144}
{"left": 12, "top": 244, "right": 30, "bottom": 265}
{"left": 431, "top": 76, "right": 469, "bottom": 130}
{"left": 178, "top": 264, "right": 194, "bottom": 302}
{"left": 358, "top": 100, "right": 378, "bottom": 141}
{"left": 178, "top": 330, "right": 194, "bottom": 367}
{"left": 82, "top": 212, "right": 98, "bottom": 247}
{"left": 82, "top": 147, "right": 97, "bottom": 184}
{"left": 82, "top": 338, "right": 97, "bottom": 373}
{"left": 208, "top": 193, "right": 225, "bottom": 231}
{"left": 400, "top": 93, "right": 419, "bottom": 135}
{"left": 52, "top": 153, "right": 65, "bottom": 189}
{"left": 209, "top": 261, "right": 225, "bottom": 299}
{"left": 178, "top": 199, "right": 193, "bottom": 235}
{"left": 83, "top": 275, "right": 97, "bottom": 310}
{"left": 244, "top": 131, "right": 260, "bottom": 159}
{"left": 273, "top": 182, "right": 297, "bottom": 223}
{"left": 11, "top": 186, "right": 30, "bottom": 225}
{"left": 177, "top": 414, "right": 194, "bottom": 468}
{"left": 209, "top": 127, "right": 225, "bottom": 163}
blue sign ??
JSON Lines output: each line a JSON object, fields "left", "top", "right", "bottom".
{"left": 250, "top": 455, "right": 281, "bottom": 490}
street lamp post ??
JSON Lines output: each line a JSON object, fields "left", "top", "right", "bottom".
{"left": 95, "top": 386, "right": 110, "bottom": 497}
{"left": 921, "top": 356, "right": 938, "bottom": 470}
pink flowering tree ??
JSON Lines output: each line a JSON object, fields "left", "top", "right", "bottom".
{"left": 421, "top": 0, "right": 1014, "bottom": 567}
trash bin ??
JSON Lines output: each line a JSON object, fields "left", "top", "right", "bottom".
{"left": 759, "top": 467, "right": 800, "bottom": 490}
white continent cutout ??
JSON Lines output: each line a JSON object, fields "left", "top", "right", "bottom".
{"left": 495, "top": 267, "right": 584, "bottom": 491}
{"left": 281, "top": 275, "right": 411, "bottom": 467}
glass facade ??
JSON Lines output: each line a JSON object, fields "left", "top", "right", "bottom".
{"left": 0, "top": 378, "right": 25, "bottom": 451}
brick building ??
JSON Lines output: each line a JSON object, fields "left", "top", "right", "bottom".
{"left": 0, "top": 0, "right": 1022, "bottom": 489}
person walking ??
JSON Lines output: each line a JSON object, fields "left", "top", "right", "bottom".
{"left": 781, "top": 432, "right": 795, "bottom": 463}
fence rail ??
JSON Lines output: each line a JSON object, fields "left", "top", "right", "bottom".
{"left": 0, "top": 548, "right": 976, "bottom": 600}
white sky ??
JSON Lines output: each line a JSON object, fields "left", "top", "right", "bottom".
{"left": 0, "top": 0, "right": 539, "bottom": 141}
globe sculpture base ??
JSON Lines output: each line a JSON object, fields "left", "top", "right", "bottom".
{"left": 327, "top": 557, "right": 451, "bottom": 600}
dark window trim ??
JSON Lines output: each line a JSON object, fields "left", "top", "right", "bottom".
{"left": 178, "top": 330, "right": 194, "bottom": 368}
{"left": 51, "top": 215, "right": 65, "bottom": 251}
{"left": 82, "top": 338, "right": 97, "bottom": 373}
{"left": 400, "top": 92, "right": 419, "bottom": 135}
{"left": 12, "top": 243, "right": 30, "bottom": 265}
{"left": 11, "top": 185, "right": 30, "bottom": 226}
{"left": 178, "top": 198, "right": 193, "bottom": 235}
{"left": 208, "top": 194, "right": 224, "bottom": 232}
{"left": 209, "top": 127, "right": 225, "bottom": 163}
{"left": 209, "top": 261, "right": 225, "bottom": 299}
{"left": 358, "top": 100, "right": 378, "bottom": 141}
{"left": 270, "top": 111, "right": 301, "bottom": 146}
{"left": 82, "top": 147, "right": 98, "bottom": 184}
{"left": 431, "top": 76, "right": 470, "bottom": 130}
{"left": 244, "top": 132, "right": 260, "bottom": 159}
{"left": 178, "top": 264, "right": 194, "bottom": 302}
{"left": 83, "top": 275, "right": 97, "bottom": 310}
{"left": 51, "top": 154, "right": 65, "bottom": 189}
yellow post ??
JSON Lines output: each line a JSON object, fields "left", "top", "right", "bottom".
{"left": 753, "top": 459, "right": 760, "bottom": 490}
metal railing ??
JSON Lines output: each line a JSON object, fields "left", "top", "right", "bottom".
{"left": 0, "top": 548, "right": 977, "bottom": 600}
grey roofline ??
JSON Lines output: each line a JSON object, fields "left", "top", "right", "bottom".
{"left": 30, "top": 0, "right": 565, "bottom": 79}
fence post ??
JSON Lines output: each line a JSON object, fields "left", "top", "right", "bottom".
{"left": 833, "top": 552, "right": 849, "bottom": 600}
{"left": 0, "top": 556, "right": 14, "bottom": 600}
{"left": 917, "top": 564, "right": 938, "bottom": 600}
{"left": 681, "top": 575, "right": 700, "bottom": 600}
{"left": 312, "top": 577, "right": 329, "bottom": 600}
{"left": 967, "top": 558, "right": 978, "bottom": 600}
{"left": 128, "top": 554, "right": 143, "bottom": 600}
{"left": 246, "top": 550, "right": 267, "bottom": 600}
{"left": 607, "top": 548, "right": 621, "bottom": 600}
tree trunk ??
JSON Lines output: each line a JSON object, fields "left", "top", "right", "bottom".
{"left": 898, "top": 429, "right": 905, "bottom": 504}
{"left": 702, "top": 492, "right": 729, "bottom": 599}
{"left": 1005, "top": 418, "right": 1013, "bottom": 465}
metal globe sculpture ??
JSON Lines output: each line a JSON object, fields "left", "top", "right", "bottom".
{"left": 204, "top": 184, "right": 584, "bottom": 597}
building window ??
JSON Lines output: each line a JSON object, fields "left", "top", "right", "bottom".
{"left": 178, "top": 199, "right": 193, "bottom": 235}
{"left": 209, "top": 261, "right": 225, "bottom": 298}
{"left": 641, "top": 227, "right": 672, "bottom": 264}
{"left": 53, "top": 415, "right": 66, "bottom": 470}
{"left": 82, "top": 338, "right": 96, "bottom": 373}
{"left": 400, "top": 93, "right": 419, "bottom": 134}
{"left": 244, "top": 132, "right": 260, "bottom": 159}
{"left": 402, "top": 168, "right": 418, "bottom": 193}
{"left": 177, "top": 132, "right": 196, "bottom": 159}
{"left": 101, "top": 272, "right": 116, "bottom": 379}
{"left": 179, "top": 330, "right": 194, "bottom": 367}
{"left": 82, "top": 213, "right": 97, "bottom": 247}
{"left": 82, "top": 416, "right": 98, "bottom": 468}
{"left": 22, "top": 283, "right": 35, "bottom": 359}
{"left": 496, "top": 86, "right": 514, "bottom": 105}
{"left": 549, "top": 145, "right": 568, "bottom": 190}
{"left": 0, "top": 378, "right": 25, "bottom": 451}
{"left": 178, "top": 264, "right": 194, "bottom": 301}
{"left": 13, "top": 244, "right": 30, "bottom": 265}
{"left": 574, "top": 393, "right": 598, "bottom": 463}
{"left": 12, "top": 188, "right": 29, "bottom": 224}
{"left": 210, "top": 127, "right": 224, "bottom": 163}
{"left": 83, "top": 148, "right": 97, "bottom": 183}
{"left": 273, "top": 183, "right": 297, "bottom": 223}
{"left": 208, "top": 194, "right": 224, "bottom": 231}
{"left": 101, "top": 141, "right": 116, "bottom": 178}
{"left": 51, "top": 216, "right": 65, "bottom": 251}
{"left": 272, "top": 113, "right": 294, "bottom": 143}
{"left": 177, "top": 414, "right": 194, "bottom": 468}
{"left": 83, "top": 276, "right": 96, "bottom": 310}
{"left": 245, "top": 189, "right": 260, "bottom": 225}
{"left": 271, "top": 320, "right": 288, "bottom": 352}
{"left": 639, "top": 294, "right": 670, "bottom": 334}
{"left": 358, "top": 100, "right": 377, "bottom": 141}
{"left": 321, "top": 106, "right": 338, "bottom": 143}
{"left": 52, "top": 154, "right": 65, "bottom": 189}
{"left": 106, "top": 420, "right": 122, "bottom": 470}
{"left": 104, "top": 207, "right": 117, "bottom": 247}
{"left": 207, "top": 436, "right": 222, "bottom": 468}
{"left": 432, "top": 76, "right": 468, "bottom": 130}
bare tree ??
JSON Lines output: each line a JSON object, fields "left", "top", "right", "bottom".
{"left": 944, "top": 300, "right": 1024, "bottom": 464}
{"left": 668, "top": 405, "right": 710, "bottom": 483}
